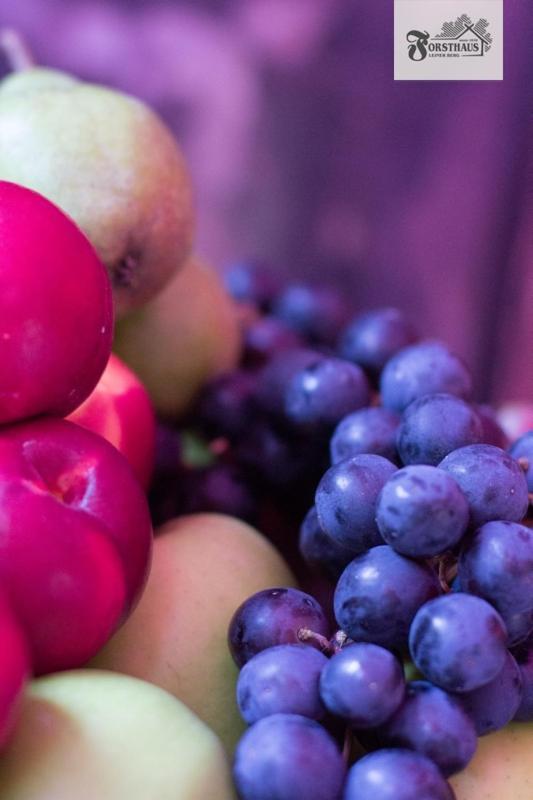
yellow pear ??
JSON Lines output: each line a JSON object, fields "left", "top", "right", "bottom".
{"left": 450, "top": 723, "right": 533, "bottom": 800}
{"left": 92, "top": 513, "right": 296, "bottom": 752}
{"left": 114, "top": 255, "right": 242, "bottom": 419}
{"left": 0, "top": 670, "right": 236, "bottom": 800}
{"left": 0, "top": 67, "right": 194, "bottom": 316}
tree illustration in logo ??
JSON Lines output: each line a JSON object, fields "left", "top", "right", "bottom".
{"left": 434, "top": 15, "right": 493, "bottom": 51}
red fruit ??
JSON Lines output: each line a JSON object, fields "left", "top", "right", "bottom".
{"left": 0, "top": 418, "right": 152, "bottom": 675}
{"left": 0, "top": 181, "right": 113, "bottom": 425}
{"left": 68, "top": 354, "right": 156, "bottom": 489}
{"left": 0, "top": 593, "right": 29, "bottom": 748}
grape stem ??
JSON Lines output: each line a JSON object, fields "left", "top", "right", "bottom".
{"left": 517, "top": 456, "right": 529, "bottom": 472}
{"left": 342, "top": 727, "right": 353, "bottom": 765}
{"left": 0, "top": 29, "right": 35, "bottom": 71}
{"left": 297, "top": 628, "right": 348, "bottom": 656}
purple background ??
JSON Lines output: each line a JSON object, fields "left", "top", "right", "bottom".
{"left": 1, "top": 0, "right": 531, "bottom": 402}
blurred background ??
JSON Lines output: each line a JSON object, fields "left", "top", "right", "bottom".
{"left": 1, "top": 0, "right": 531, "bottom": 402}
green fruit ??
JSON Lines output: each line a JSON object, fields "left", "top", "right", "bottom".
{"left": 92, "top": 513, "right": 297, "bottom": 753}
{"left": 0, "top": 670, "right": 236, "bottom": 799}
{"left": 450, "top": 723, "right": 533, "bottom": 799}
{"left": 114, "top": 255, "right": 242, "bottom": 419}
{"left": 0, "top": 67, "right": 194, "bottom": 316}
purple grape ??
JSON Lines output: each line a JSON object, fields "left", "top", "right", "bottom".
{"left": 397, "top": 394, "right": 483, "bottom": 466}
{"left": 513, "top": 638, "right": 533, "bottom": 720}
{"left": 244, "top": 316, "right": 302, "bottom": 367}
{"left": 299, "top": 506, "right": 358, "bottom": 582}
{"left": 330, "top": 407, "right": 400, "bottom": 465}
{"left": 375, "top": 465, "right": 469, "bottom": 558}
{"left": 233, "top": 714, "right": 346, "bottom": 800}
{"left": 272, "top": 284, "right": 348, "bottom": 346}
{"left": 476, "top": 404, "right": 509, "bottom": 449}
{"left": 236, "top": 644, "right": 327, "bottom": 724}
{"left": 228, "top": 588, "right": 330, "bottom": 667}
{"left": 338, "top": 308, "right": 418, "bottom": 376}
{"left": 284, "top": 358, "right": 370, "bottom": 434}
{"left": 458, "top": 520, "right": 533, "bottom": 645}
{"left": 456, "top": 651, "right": 523, "bottom": 735}
{"left": 377, "top": 681, "right": 477, "bottom": 776}
{"left": 181, "top": 464, "right": 256, "bottom": 522}
{"left": 255, "top": 348, "right": 325, "bottom": 417}
{"left": 198, "top": 370, "right": 257, "bottom": 440}
{"left": 344, "top": 749, "right": 456, "bottom": 800}
{"left": 509, "top": 430, "right": 533, "bottom": 493}
{"left": 319, "top": 643, "right": 405, "bottom": 727}
{"left": 334, "top": 545, "right": 441, "bottom": 649}
{"left": 224, "top": 260, "right": 280, "bottom": 310}
{"left": 439, "top": 444, "right": 529, "bottom": 527}
{"left": 380, "top": 341, "right": 472, "bottom": 414}
{"left": 237, "top": 421, "right": 326, "bottom": 488}
{"left": 409, "top": 593, "right": 508, "bottom": 692}
{"left": 315, "top": 455, "right": 397, "bottom": 552}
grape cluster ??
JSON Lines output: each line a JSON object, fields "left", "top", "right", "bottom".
{"left": 221, "top": 268, "right": 533, "bottom": 800}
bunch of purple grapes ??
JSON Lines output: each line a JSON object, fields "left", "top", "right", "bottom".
{"left": 221, "top": 264, "right": 533, "bottom": 800}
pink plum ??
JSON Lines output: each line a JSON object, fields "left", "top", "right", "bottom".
{"left": 0, "top": 592, "right": 29, "bottom": 749}
{"left": 67, "top": 354, "right": 156, "bottom": 490}
{"left": 0, "top": 181, "right": 113, "bottom": 425}
{"left": 0, "top": 418, "right": 152, "bottom": 675}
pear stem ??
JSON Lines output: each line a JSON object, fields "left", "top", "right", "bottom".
{"left": 0, "top": 29, "right": 35, "bottom": 72}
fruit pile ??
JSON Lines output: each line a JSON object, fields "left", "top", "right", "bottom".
{"left": 197, "top": 277, "right": 533, "bottom": 800}
{"left": 1, "top": 42, "right": 533, "bottom": 800}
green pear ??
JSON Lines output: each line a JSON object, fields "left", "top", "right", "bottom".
{"left": 92, "top": 513, "right": 297, "bottom": 752}
{"left": 450, "top": 723, "right": 533, "bottom": 799}
{"left": 114, "top": 255, "right": 242, "bottom": 419}
{"left": 0, "top": 670, "right": 236, "bottom": 800}
{"left": 0, "top": 67, "right": 194, "bottom": 316}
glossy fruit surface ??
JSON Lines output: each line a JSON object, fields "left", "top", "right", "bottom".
{"left": 0, "top": 418, "right": 152, "bottom": 674}
{"left": 0, "top": 181, "right": 112, "bottom": 424}
{"left": 0, "top": 594, "right": 29, "bottom": 750}
{"left": 67, "top": 354, "right": 155, "bottom": 489}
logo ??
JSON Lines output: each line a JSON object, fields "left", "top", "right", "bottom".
{"left": 394, "top": 1, "right": 503, "bottom": 81}
{"left": 407, "top": 15, "right": 493, "bottom": 62}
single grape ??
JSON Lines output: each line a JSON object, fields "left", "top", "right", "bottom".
{"left": 409, "top": 593, "right": 508, "bottom": 692}
{"left": 377, "top": 681, "right": 477, "bottom": 776}
{"left": 397, "top": 393, "right": 483, "bottom": 466}
{"left": 512, "top": 638, "right": 533, "bottom": 721}
{"left": 334, "top": 545, "right": 440, "bottom": 649}
{"left": 344, "top": 749, "right": 456, "bottom": 800}
{"left": 338, "top": 308, "right": 418, "bottom": 376}
{"left": 439, "top": 444, "right": 529, "bottom": 527}
{"left": 198, "top": 370, "right": 257, "bottom": 440}
{"left": 237, "top": 421, "right": 326, "bottom": 488}
{"left": 330, "top": 407, "right": 400, "bottom": 465}
{"left": 299, "top": 506, "right": 358, "bottom": 582}
{"left": 376, "top": 465, "right": 469, "bottom": 558}
{"left": 181, "top": 464, "right": 256, "bottom": 522}
{"left": 509, "top": 430, "right": 533, "bottom": 493}
{"left": 272, "top": 284, "right": 348, "bottom": 346}
{"left": 458, "top": 520, "right": 533, "bottom": 645}
{"left": 319, "top": 642, "right": 405, "bottom": 727}
{"left": 228, "top": 588, "right": 330, "bottom": 667}
{"left": 233, "top": 714, "right": 346, "bottom": 800}
{"left": 476, "top": 404, "right": 509, "bottom": 449}
{"left": 224, "top": 260, "right": 280, "bottom": 310}
{"left": 315, "top": 455, "right": 397, "bottom": 552}
{"left": 255, "top": 348, "right": 325, "bottom": 417}
{"left": 237, "top": 644, "right": 327, "bottom": 724}
{"left": 284, "top": 358, "right": 370, "bottom": 434}
{"left": 456, "top": 651, "right": 523, "bottom": 735}
{"left": 380, "top": 340, "right": 472, "bottom": 414}
{"left": 244, "top": 316, "right": 302, "bottom": 367}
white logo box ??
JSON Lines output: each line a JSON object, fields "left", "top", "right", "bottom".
{"left": 394, "top": 0, "right": 503, "bottom": 81}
